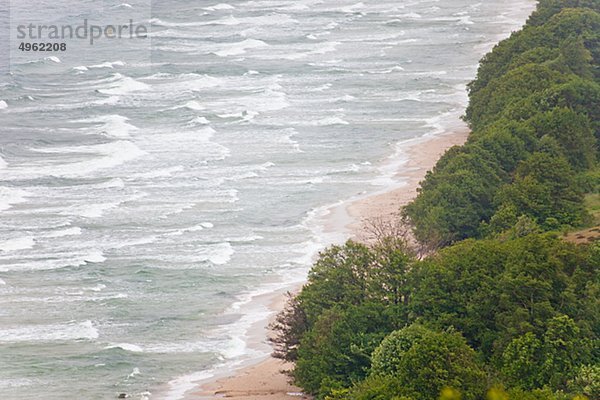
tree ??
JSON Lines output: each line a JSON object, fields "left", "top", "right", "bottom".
{"left": 493, "top": 152, "right": 586, "bottom": 229}
{"left": 294, "top": 303, "right": 396, "bottom": 398}
{"left": 501, "top": 332, "right": 543, "bottom": 390}
{"left": 369, "top": 325, "right": 486, "bottom": 400}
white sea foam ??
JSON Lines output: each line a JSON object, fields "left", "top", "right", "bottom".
{"left": 187, "top": 242, "right": 234, "bottom": 265}
{"left": 61, "top": 202, "right": 121, "bottom": 218}
{"left": 105, "top": 343, "right": 144, "bottom": 352}
{"left": 394, "top": 12, "right": 422, "bottom": 19}
{"left": 112, "top": 236, "right": 158, "bottom": 249}
{"left": 90, "top": 60, "right": 126, "bottom": 69}
{"left": 84, "top": 251, "right": 106, "bottom": 263}
{"left": 0, "top": 187, "right": 30, "bottom": 211}
{"left": 204, "top": 3, "right": 235, "bottom": 10}
{"left": 341, "top": 2, "right": 365, "bottom": 12}
{"left": 45, "top": 56, "right": 61, "bottom": 63}
{"left": 98, "top": 74, "right": 150, "bottom": 95}
{"left": 0, "top": 100, "right": 7, "bottom": 109}
{"left": 0, "top": 250, "right": 107, "bottom": 272}
{"left": 187, "top": 116, "right": 210, "bottom": 125}
{"left": 78, "top": 115, "right": 138, "bottom": 138}
{"left": 306, "top": 116, "right": 349, "bottom": 126}
{"left": 112, "top": 3, "right": 133, "bottom": 9}
{"left": 0, "top": 236, "right": 35, "bottom": 253}
{"left": 93, "top": 178, "right": 125, "bottom": 188}
{"left": 174, "top": 100, "right": 205, "bottom": 111}
{"left": 214, "top": 39, "right": 269, "bottom": 57}
{"left": 0, "top": 378, "right": 35, "bottom": 389}
{"left": 133, "top": 166, "right": 184, "bottom": 179}
{"left": 0, "top": 320, "right": 99, "bottom": 342}
{"left": 74, "top": 61, "right": 125, "bottom": 72}
{"left": 164, "top": 370, "right": 216, "bottom": 400}
{"left": 25, "top": 141, "right": 146, "bottom": 178}
{"left": 366, "top": 65, "right": 404, "bottom": 74}
{"left": 87, "top": 284, "right": 106, "bottom": 292}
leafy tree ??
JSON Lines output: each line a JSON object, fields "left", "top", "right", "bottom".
{"left": 540, "top": 315, "right": 592, "bottom": 389}
{"left": 493, "top": 152, "right": 586, "bottom": 229}
{"left": 370, "top": 324, "right": 431, "bottom": 377}
{"left": 369, "top": 325, "right": 486, "bottom": 400}
{"left": 294, "top": 303, "right": 396, "bottom": 398}
{"left": 568, "top": 364, "right": 600, "bottom": 399}
{"left": 528, "top": 108, "right": 596, "bottom": 170}
{"left": 501, "top": 332, "right": 543, "bottom": 390}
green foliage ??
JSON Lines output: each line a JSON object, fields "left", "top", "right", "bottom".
{"left": 297, "top": 239, "right": 412, "bottom": 326}
{"left": 274, "top": 3, "right": 600, "bottom": 400}
{"left": 528, "top": 0, "right": 600, "bottom": 26}
{"left": 493, "top": 152, "right": 586, "bottom": 229}
{"left": 501, "top": 315, "right": 593, "bottom": 391}
{"left": 326, "top": 374, "right": 410, "bottom": 400}
{"left": 370, "top": 324, "right": 431, "bottom": 377}
{"left": 280, "top": 238, "right": 598, "bottom": 398}
{"left": 528, "top": 108, "right": 596, "bottom": 170}
{"left": 403, "top": 145, "right": 506, "bottom": 245}
{"left": 294, "top": 303, "right": 396, "bottom": 398}
{"left": 501, "top": 332, "right": 543, "bottom": 390}
{"left": 405, "top": 4, "right": 600, "bottom": 244}
{"left": 370, "top": 325, "right": 486, "bottom": 400}
{"left": 568, "top": 364, "right": 600, "bottom": 398}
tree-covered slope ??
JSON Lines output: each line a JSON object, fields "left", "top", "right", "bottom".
{"left": 404, "top": 1, "right": 599, "bottom": 246}
{"left": 271, "top": 1, "right": 600, "bottom": 399}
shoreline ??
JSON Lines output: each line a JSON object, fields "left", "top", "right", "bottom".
{"left": 189, "top": 124, "right": 470, "bottom": 400}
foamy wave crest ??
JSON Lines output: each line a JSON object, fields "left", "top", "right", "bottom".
{"left": 0, "top": 236, "right": 35, "bottom": 253}
{"left": 394, "top": 12, "right": 422, "bottom": 19}
{"left": 173, "top": 100, "right": 205, "bottom": 111}
{"left": 366, "top": 65, "right": 404, "bottom": 74}
{"left": 0, "top": 320, "right": 99, "bottom": 342}
{"left": 341, "top": 2, "right": 365, "bottom": 12}
{"left": 84, "top": 251, "right": 107, "bottom": 263}
{"left": 0, "top": 187, "right": 30, "bottom": 211}
{"left": 92, "top": 178, "right": 125, "bottom": 189}
{"left": 0, "top": 249, "right": 107, "bottom": 272}
{"left": 61, "top": 192, "right": 146, "bottom": 218}
{"left": 61, "top": 202, "right": 121, "bottom": 218}
{"left": 203, "top": 3, "right": 235, "bottom": 10}
{"left": 98, "top": 74, "right": 150, "bottom": 95}
{"left": 0, "top": 100, "right": 7, "bottom": 109}
{"left": 305, "top": 116, "right": 349, "bottom": 126}
{"left": 77, "top": 115, "right": 138, "bottom": 138}
{"left": 133, "top": 166, "right": 184, "bottom": 179}
{"left": 187, "top": 116, "right": 210, "bottom": 126}
{"left": 25, "top": 141, "right": 146, "bottom": 178}
{"left": 73, "top": 61, "right": 125, "bottom": 72}
{"left": 106, "top": 340, "right": 223, "bottom": 354}
{"left": 214, "top": 39, "right": 268, "bottom": 57}
{"left": 0, "top": 378, "right": 34, "bottom": 389}
{"left": 112, "top": 3, "right": 133, "bottom": 9}
{"left": 165, "top": 370, "right": 216, "bottom": 400}
{"left": 105, "top": 343, "right": 144, "bottom": 352}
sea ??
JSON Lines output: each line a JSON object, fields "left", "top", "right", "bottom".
{"left": 0, "top": 0, "right": 535, "bottom": 399}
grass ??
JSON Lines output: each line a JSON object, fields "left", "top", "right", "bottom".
{"left": 584, "top": 193, "right": 600, "bottom": 225}
{"left": 563, "top": 194, "right": 600, "bottom": 244}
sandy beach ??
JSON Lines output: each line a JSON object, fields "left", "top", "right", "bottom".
{"left": 191, "top": 126, "right": 470, "bottom": 399}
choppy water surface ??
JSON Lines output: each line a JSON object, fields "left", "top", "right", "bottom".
{"left": 0, "top": 0, "right": 535, "bottom": 398}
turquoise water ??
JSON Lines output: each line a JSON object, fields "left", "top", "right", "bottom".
{"left": 0, "top": 0, "right": 535, "bottom": 399}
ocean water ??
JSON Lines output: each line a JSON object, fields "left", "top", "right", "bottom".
{"left": 0, "top": 0, "right": 535, "bottom": 399}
